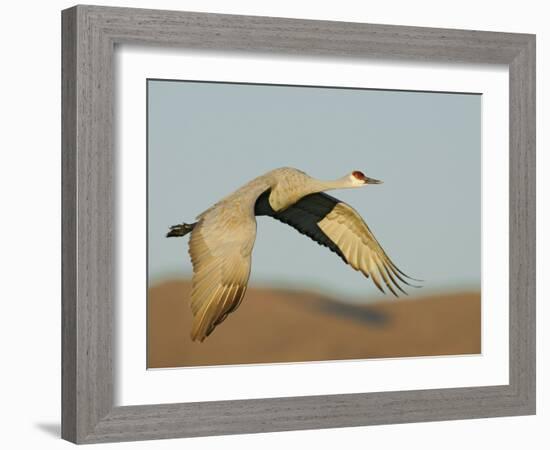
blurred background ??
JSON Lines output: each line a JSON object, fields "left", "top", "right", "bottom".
{"left": 147, "top": 79, "right": 481, "bottom": 368}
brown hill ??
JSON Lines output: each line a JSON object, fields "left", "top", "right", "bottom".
{"left": 147, "top": 280, "right": 480, "bottom": 368}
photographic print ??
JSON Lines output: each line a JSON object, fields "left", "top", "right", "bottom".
{"left": 147, "top": 79, "right": 481, "bottom": 368}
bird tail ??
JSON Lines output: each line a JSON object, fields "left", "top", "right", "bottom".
{"left": 166, "top": 222, "right": 196, "bottom": 238}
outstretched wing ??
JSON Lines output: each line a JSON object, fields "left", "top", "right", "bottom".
{"left": 255, "top": 190, "right": 418, "bottom": 296}
{"left": 317, "top": 202, "right": 419, "bottom": 296}
{"left": 188, "top": 206, "right": 256, "bottom": 341}
{"left": 255, "top": 190, "right": 347, "bottom": 262}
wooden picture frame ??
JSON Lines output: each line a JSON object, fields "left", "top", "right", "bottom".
{"left": 61, "top": 4, "right": 536, "bottom": 444}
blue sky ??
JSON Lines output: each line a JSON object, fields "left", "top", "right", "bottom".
{"left": 147, "top": 80, "right": 481, "bottom": 301}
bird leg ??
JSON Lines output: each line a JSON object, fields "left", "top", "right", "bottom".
{"left": 166, "top": 222, "right": 196, "bottom": 238}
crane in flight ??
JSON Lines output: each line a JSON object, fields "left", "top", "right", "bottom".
{"left": 167, "top": 167, "right": 420, "bottom": 341}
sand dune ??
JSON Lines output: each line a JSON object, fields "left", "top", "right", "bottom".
{"left": 147, "top": 280, "right": 480, "bottom": 368}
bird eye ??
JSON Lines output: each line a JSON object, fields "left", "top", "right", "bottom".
{"left": 352, "top": 171, "right": 365, "bottom": 180}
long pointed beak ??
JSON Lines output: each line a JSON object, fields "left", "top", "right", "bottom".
{"left": 364, "top": 177, "right": 383, "bottom": 184}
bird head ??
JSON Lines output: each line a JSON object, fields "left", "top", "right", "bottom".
{"left": 349, "top": 170, "right": 383, "bottom": 186}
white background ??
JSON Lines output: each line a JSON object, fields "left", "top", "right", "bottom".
{"left": 0, "top": 1, "right": 546, "bottom": 449}
{"left": 117, "top": 49, "right": 509, "bottom": 405}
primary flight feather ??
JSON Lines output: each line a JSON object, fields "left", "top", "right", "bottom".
{"left": 167, "top": 167, "right": 419, "bottom": 341}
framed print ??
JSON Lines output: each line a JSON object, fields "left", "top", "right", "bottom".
{"left": 146, "top": 78, "right": 483, "bottom": 368}
{"left": 61, "top": 5, "right": 536, "bottom": 444}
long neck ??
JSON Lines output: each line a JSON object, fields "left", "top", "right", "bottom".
{"left": 309, "top": 176, "right": 356, "bottom": 193}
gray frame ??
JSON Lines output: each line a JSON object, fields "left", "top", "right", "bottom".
{"left": 62, "top": 4, "right": 536, "bottom": 444}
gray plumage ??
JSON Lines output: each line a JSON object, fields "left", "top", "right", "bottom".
{"left": 167, "top": 167, "right": 419, "bottom": 341}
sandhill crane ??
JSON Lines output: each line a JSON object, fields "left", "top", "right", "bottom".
{"left": 167, "top": 167, "right": 419, "bottom": 342}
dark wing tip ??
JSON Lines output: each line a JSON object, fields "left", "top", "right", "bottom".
{"left": 387, "top": 262, "right": 423, "bottom": 288}
{"left": 389, "top": 261, "right": 423, "bottom": 284}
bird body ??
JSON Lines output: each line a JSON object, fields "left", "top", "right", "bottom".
{"left": 167, "top": 167, "right": 418, "bottom": 341}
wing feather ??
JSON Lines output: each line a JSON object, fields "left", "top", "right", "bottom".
{"left": 318, "top": 202, "right": 418, "bottom": 296}
{"left": 256, "top": 190, "right": 418, "bottom": 296}
{"left": 187, "top": 207, "right": 256, "bottom": 341}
